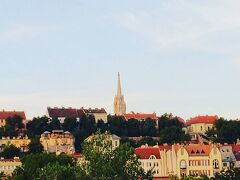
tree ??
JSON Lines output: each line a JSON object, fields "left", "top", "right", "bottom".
{"left": 28, "top": 137, "right": 43, "bottom": 154}
{"left": 137, "top": 136, "right": 158, "bottom": 147}
{"left": 62, "top": 117, "right": 77, "bottom": 132}
{"left": 36, "top": 162, "right": 89, "bottom": 180}
{"left": 82, "top": 131, "right": 152, "bottom": 180}
{"left": 49, "top": 118, "right": 61, "bottom": 130}
{"left": 213, "top": 168, "right": 240, "bottom": 180}
{"left": 126, "top": 119, "right": 140, "bottom": 137}
{"left": 159, "top": 126, "right": 190, "bottom": 144}
{"left": 12, "top": 153, "right": 77, "bottom": 179}
{"left": 26, "top": 116, "right": 50, "bottom": 137}
{"left": 141, "top": 119, "right": 157, "bottom": 136}
{"left": 108, "top": 115, "right": 127, "bottom": 137}
{"left": 0, "top": 145, "right": 21, "bottom": 159}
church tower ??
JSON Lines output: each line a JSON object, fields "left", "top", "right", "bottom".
{"left": 114, "top": 73, "right": 126, "bottom": 116}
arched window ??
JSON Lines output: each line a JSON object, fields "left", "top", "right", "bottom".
{"left": 180, "top": 160, "right": 187, "bottom": 169}
{"left": 213, "top": 159, "right": 219, "bottom": 169}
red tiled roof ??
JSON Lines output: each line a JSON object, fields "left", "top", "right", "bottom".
{"left": 69, "top": 153, "right": 81, "bottom": 159}
{"left": 232, "top": 144, "right": 240, "bottom": 153}
{"left": 135, "top": 147, "right": 160, "bottom": 159}
{"left": 184, "top": 145, "right": 211, "bottom": 156}
{"left": 124, "top": 113, "right": 157, "bottom": 120}
{"left": 47, "top": 107, "right": 78, "bottom": 119}
{"left": 0, "top": 111, "right": 26, "bottom": 120}
{"left": 186, "top": 115, "right": 218, "bottom": 126}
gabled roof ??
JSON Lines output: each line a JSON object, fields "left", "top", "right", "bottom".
{"left": 124, "top": 113, "right": 157, "bottom": 120}
{"left": 135, "top": 147, "right": 160, "bottom": 159}
{"left": 186, "top": 115, "right": 218, "bottom": 126}
{"left": 47, "top": 107, "right": 78, "bottom": 119}
{"left": 184, "top": 145, "right": 211, "bottom": 156}
{"left": 0, "top": 111, "right": 26, "bottom": 120}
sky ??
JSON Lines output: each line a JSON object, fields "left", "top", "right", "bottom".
{"left": 1, "top": 0, "right": 240, "bottom": 120}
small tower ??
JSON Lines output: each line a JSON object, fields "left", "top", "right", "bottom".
{"left": 114, "top": 73, "right": 126, "bottom": 116}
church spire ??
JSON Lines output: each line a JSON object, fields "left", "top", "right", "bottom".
{"left": 114, "top": 72, "right": 126, "bottom": 116}
{"left": 117, "top": 72, "right": 122, "bottom": 96}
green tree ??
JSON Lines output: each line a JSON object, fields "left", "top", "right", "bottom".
{"left": 0, "top": 145, "right": 21, "bottom": 159}
{"left": 36, "top": 162, "right": 89, "bottom": 180}
{"left": 160, "top": 126, "right": 190, "bottom": 144}
{"left": 141, "top": 119, "right": 157, "bottom": 136}
{"left": 213, "top": 168, "right": 240, "bottom": 180}
{"left": 26, "top": 116, "right": 50, "bottom": 137}
{"left": 12, "top": 153, "right": 76, "bottom": 179}
{"left": 108, "top": 115, "right": 127, "bottom": 137}
{"left": 28, "top": 137, "right": 43, "bottom": 154}
{"left": 82, "top": 131, "right": 152, "bottom": 180}
{"left": 62, "top": 117, "right": 77, "bottom": 132}
{"left": 137, "top": 136, "right": 158, "bottom": 147}
{"left": 49, "top": 118, "right": 61, "bottom": 130}
{"left": 126, "top": 119, "right": 140, "bottom": 137}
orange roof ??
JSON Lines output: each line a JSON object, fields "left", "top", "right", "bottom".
{"left": 183, "top": 145, "right": 211, "bottom": 156}
{"left": 0, "top": 111, "right": 26, "bottom": 120}
{"left": 135, "top": 147, "right": 160, "bottom": 159}
{"left": 232, "top": 144, "right": 240, "bottom": 153}
{"left": 186, "top": 115, "right": 218, "bottom": 126}
{"left": 69, "top": 153, "right": 81, "bottom": 158}
{"left": 124, "top": 113, "right": 157, "bottom": 120}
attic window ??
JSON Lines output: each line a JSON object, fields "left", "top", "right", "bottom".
{"left": 196, "top": 150, "right": 200, "bottom": 154}
{"left": 191, "top": 150, "right": 195, "bottom": 154}
{"left": 201, "top": 150, "right": 205, "bottom": 154}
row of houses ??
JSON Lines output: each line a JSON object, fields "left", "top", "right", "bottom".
{"left": 135, "top": 143, "right": 240, "bottom": 179}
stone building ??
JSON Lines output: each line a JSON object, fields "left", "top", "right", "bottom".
{"left": 40, "top": 130, "right": 75, "bottom": 155}
{"left": 113, "top": 73, "right": 126, "bottom": 116}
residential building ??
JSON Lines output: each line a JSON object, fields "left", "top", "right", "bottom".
{"left": 114, "top": 72, "right": 126, "bottom": 116}
{"left": 186, "top": 116, "right": 218, "bottom": 142}
{"left": 80, "top": 108, "right": 108, "bottom": 123}
{"left": 0, "top": 157, "right": 21, "bottom": 175}
{"left": 0, "top": 111, "right": 27, "bottom": 128}
{"left": 86, "top": 133, "right": 121, "bottom": 150}
{"left": 135, "top": 144, "right": 223, "bottom": 179}
{"left": 46, "top": 107, "right": 108, "bottom": 123}
{"left": 40, "top": 130, "right": 75, "bottom": 155}
{"left": 124, "top": 113, "right": 157, "bottom": 121}
{"left": 0, "top": 136, "right": 31, "bottom": 152}
{"left": 219, "top": 145, "right": 236, "bottom": 170}
{"left": 232, "top": 143, "right": 240, "bottom": 168}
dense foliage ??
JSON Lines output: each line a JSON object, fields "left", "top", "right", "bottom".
{"left": 206, "top": 118, "right": 240, "bottom": 144}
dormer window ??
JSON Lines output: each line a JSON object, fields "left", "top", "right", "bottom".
{"left": 149, "top": 155, "right": 156, "bottom": 159}
{"left": 201, "top": 150, "right": 205, "bottom": 154}
{"left": 196, "top": 150, "right": 200, "bottom": 154}
{"left": 191, "top": 150, "right": 195, "bottom": 154}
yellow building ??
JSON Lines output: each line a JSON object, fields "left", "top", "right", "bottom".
{"left": 40, "top": 130, "right": 75, "bottom": 155}
{"left": 135, "top": 144, "right": 222, "bottom": 179}
{"left": 0, "top": 111, "right": 27, "bottom": 128}
{"left": 0, "top": 136, "right": 31, "bottom": 152}
{"left": 0, "top": 157, "right": 21, "bottom": 175}
{"left": 186, "top": 116, "right": 218, "bottom": 135}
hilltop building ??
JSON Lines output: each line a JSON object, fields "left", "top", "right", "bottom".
{"left": 0, "top": 111, "right": 27, "bottom": 128}
{"left": 114, "top": 73, "right": 126, "bottom": 116}
{"left": 40, "top": 130, "right": 75, "bottom": 155}
{"left": 0, "top": 136, "right": 31, "bottom": 152}
{"left": 46, "top": 107, "right": 108, "bottom": 123}
{"left": 123, "top": 113, "right": 157, "bottom": 121}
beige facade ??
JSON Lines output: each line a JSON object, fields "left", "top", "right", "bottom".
{"left": 0, "top": 157, "right": 21, "bottom": 175}
{"left": 114, "top": 73, "right": 126, "bottom": 116}
{"left": 40, "top": 130, "right": 75, "bottom": 155}
{"left": 135, "top": 144, "right": 223, "bottom": 179}
{"left": 0, "top": 136, "right": 31, "bottom": 152}
{"left": 187, "top": 123, "right": 213, "bottom": 135}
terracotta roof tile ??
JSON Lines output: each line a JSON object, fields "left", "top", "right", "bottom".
{"left": 124, "top": 113, "right": 157, "bottom": 120}
{"left": 0, "top": 111, "right": 26, "bottom": 120}
{"left": 186, "top": 115, "right": 218, "bottom": 126}
{"left": 135, "top": 147, "right": 160, "bottom": 159}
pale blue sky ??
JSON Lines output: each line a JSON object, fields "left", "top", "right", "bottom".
{"left": 1, "top": 0, "right": 240, "bottom": 120}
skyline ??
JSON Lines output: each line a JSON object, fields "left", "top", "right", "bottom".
{"left": 1, "top": 1, "right": 240, "bottom": 119}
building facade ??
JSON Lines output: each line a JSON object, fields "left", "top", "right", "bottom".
{"left": 135, "top": 144, "right": 223, "bottom": 179}
{"left": 0, "top": 157, "right": 21, "bottom": 175}
{"left": 114, "top": 73, "right": 126, "bottom": 116}
{"left": 0, "top": 136, "right": 31, "bottom": 152}
{"left": 40, "top": 130, "right": 75, "bottom": 155}
{"left": 0, "top": 111, "right": 27, "bottom": 128}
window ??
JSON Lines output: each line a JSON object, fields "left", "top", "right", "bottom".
{"left": 180, "top": 160, "right": 187, "bottom": 169}
{"left": 213, "top": 159, "right": 219, "bottom": 169}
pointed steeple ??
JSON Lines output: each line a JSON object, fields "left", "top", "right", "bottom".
{"left": 117, "top": 72, "right": 122, "bottom": 96}
{"left": 114, "top": 72, "right": 126, "bottom": 116}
